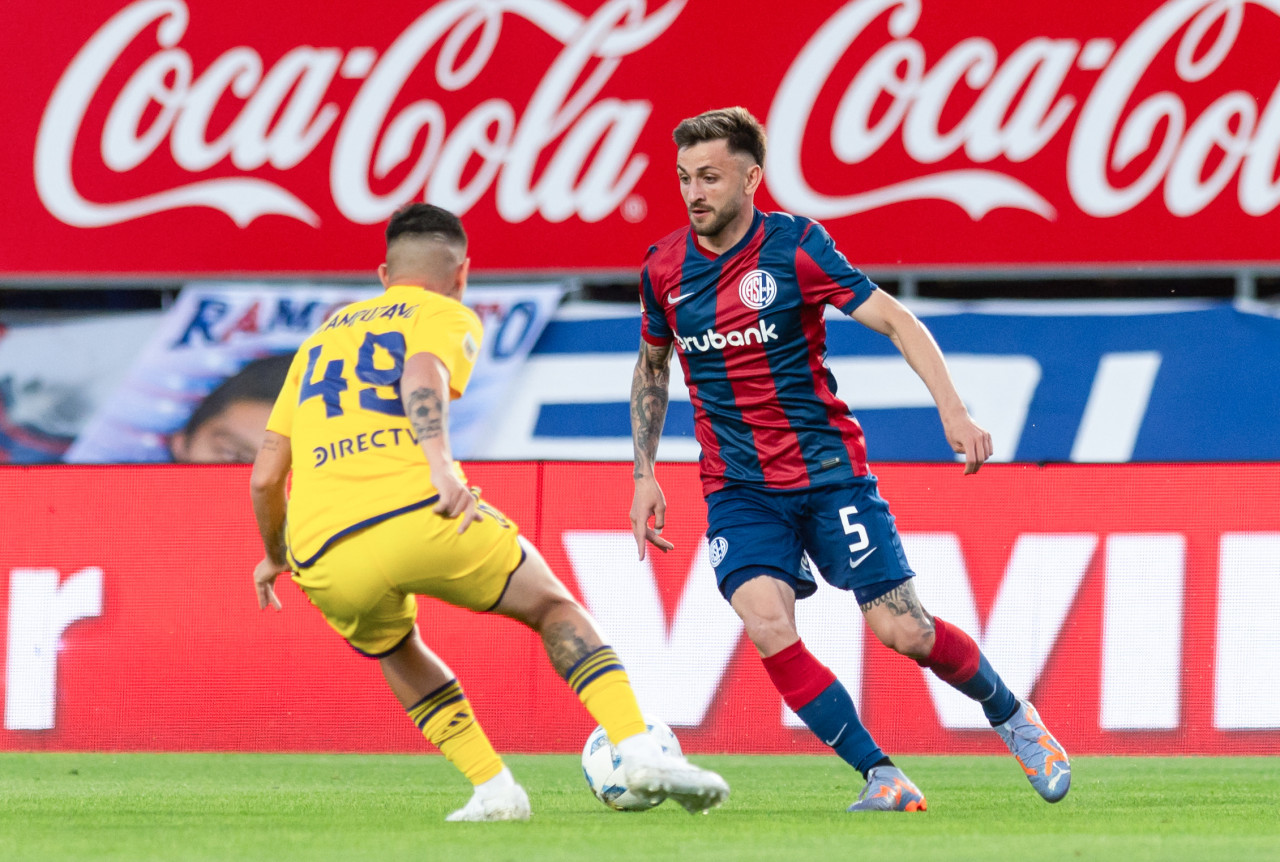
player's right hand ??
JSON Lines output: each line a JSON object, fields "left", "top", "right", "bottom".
{"left": 433, "top": 472, "right": 484, "bottom": 534}
{"left": 943, "top": 410, "right": 993, "bottom": 474}
{"left": 630, "top": 475, "right": 675, "bottom": 560}
{"left": 253, "top": 556, "right": 289, "bottom": 611}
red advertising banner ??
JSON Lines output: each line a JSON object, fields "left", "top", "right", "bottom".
{"left": 2, "top": 461, "right": 1278, "bottom": 755}
{"left": 4, "top": 0, "right": 1280, "bottom": 276}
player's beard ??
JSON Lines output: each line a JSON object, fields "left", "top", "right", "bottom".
{"left": 689, "top": 199, "right": 740, "bottom": 239}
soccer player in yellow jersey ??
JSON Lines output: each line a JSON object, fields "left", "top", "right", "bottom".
{"left": 249, "top": 203, "right": 728, "bottom": 821}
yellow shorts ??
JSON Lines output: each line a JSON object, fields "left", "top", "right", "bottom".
{"left": 290, "top": 498, "right": 523, "bottom": 657}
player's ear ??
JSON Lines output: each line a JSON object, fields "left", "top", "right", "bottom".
{"left": 455, "top": 257, "right": 470, "bottom": 299}
{"left": 377, "top": 262, "right": 390, "bottom": 289}
{"left": 744, "top": 162, "right": 763, "bottom": 195}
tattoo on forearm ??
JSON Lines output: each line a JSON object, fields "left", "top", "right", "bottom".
{"left": 860, "top": 582, "right": 935, "bottom": 633}
{"left": 406, "top": 386, "right": 444, "bottom": 440}
{"left": 267, "top": 528, "right": 287, "bottom": 564}
{"left": 543, "top": 621, "right": 594, "bottom": 677}
{"left": 630, "top": 343, "right": 671, "bottom": 479}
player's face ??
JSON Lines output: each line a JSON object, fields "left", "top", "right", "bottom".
{"left": 170, "top": 400, "right": 273, "bottom": 463}
{"left": 677, "top": 140, "right": 756, "bottom": 240}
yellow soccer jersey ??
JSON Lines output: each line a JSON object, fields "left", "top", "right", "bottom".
{"left": 266, "top": 285, "right": 483, "bottom": 567}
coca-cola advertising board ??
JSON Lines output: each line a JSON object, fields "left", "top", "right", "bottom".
{"left": 2, "top": 461, "right": 1278, "bottom": 755}
{"left": 5, "top": 0, "right": 1280, "bottom": 276}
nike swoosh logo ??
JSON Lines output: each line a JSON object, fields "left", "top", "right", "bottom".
{"left": 667, "top": 291, "right": 696, "bottom": 306}
{"left": 823, "top": 723, "right": 848, "bottom": 746}
{"left": 849, "top": 547, "right": 878, "bottom": 569}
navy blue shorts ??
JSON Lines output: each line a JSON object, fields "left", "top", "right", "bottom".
{"left": 705, "top": 477, "right": 915, "bottom": 605}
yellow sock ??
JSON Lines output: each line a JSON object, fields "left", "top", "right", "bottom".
{"left": 564, "top": 647, "right": 647, "bottom": 745}
{"left": 407, "top": 680, "right": 503, "bottom": 785}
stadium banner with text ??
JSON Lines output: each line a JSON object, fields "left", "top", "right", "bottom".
{"left": 6, "top": 298, "right": 1280, "bottom": 465}
{"left": 38, "top": 282, "right": 561, "bottom": 465}
{"left": 3, "top": 461, "right": 1278, "bottom": 756}
{"left": 5, "top": 0, "right": 1280, "bottom": 276}
{"left": 484, "top": 300, "right": 1280, "bottom": 464}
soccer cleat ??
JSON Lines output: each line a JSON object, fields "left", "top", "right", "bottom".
{"left": 994, "top": 699, "right": 1071, "bottom": 803}
{"left": 445, "top": 783, "right": 532, "bottom": 822}
{"left": 847, "top": 766, "right": 928, "bottom": 812}
{"left": 624, "top": 752, "right": 730, "bottom": 814}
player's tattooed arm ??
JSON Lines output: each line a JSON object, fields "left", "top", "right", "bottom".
{"left": 859, "top": 581, "right": 935, "bottom": 634}
{"left": 259, "top": 436, "right": 286, "bottom": 547}
{"left": 542, "top": 621, "right": 596, "bottom": 677}
{"left": 630, "top": 341, "right": 672, "bottom": 480}
{"left": 249, "top": 430, "right": 292, "bottom": 567}
{"left": 405, "top": 386, "right": 445, "bottom": 441}
{"left": 630, "top": 340, "right": 676, "bottom": 556}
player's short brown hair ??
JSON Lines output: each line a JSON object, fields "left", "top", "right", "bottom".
{"left": 672, "top": 107, "right": 766, "bottom": 166}
{"left": 385, "top": 202, "right": 467, "bottom": 250}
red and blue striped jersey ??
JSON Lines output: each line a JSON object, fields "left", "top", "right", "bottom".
{"left": 640, "top": 209, "right": 877, "bottom": 495}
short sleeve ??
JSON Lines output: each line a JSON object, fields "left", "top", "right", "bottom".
{"left": 639, "top": 257, "right": 673, "bottom": 345}
{"left": 795, "top": 221, "right": 878, "bottom": 314}
{"left": 265, "top": 349, "right": 304, "bottom": 437}
{"left": 407, "top": 303, "right": 483, "bottom": 399}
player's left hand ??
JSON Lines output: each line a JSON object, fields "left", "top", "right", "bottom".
{"left": 253, "top": 556, "right": 290, "bottom": 610}
{"left": 943, "top": 411, "right": 993, "bottom": 474}
{"left": 433, "top": 472, "right": 484, "bottom": 534}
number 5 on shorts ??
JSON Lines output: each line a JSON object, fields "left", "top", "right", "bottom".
{"left": 838, "top": 505, "right": 869, "bottom": 553}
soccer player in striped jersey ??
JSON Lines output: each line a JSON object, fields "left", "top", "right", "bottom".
{"left": 250, "top": 203, "right": 728, "bottom": 821}
{"left": 629, "top": 108, "right": 1070, "bottom": 811}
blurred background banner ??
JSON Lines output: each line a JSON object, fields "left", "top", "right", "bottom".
{"left": 5, "top": 0, "right": 1280, "bottom": 275}
{"left": 46, "top": 282, "right": 563, "bottom": 464}
{"left": 1, "top": 461, "right": 1277, "bottom": 754}
{"left": 0, "top": 314, "right": 161, "bottom": 462}
{"left": 479, "top": 299, "right": 1280, "bottom": 463}
{"left": 5, "top": 296, "right": 1277, "bottom": 464}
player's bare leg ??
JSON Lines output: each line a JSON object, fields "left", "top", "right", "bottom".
{"left": 861, "top": 580, "right": 1070, "bottom": 802}
{"left": 858, "top": 580, "right": 936, "bottom": 661}
{"left": 492, "top": 538, "right": 728, "bottom": 812}
{"left": 380, "top": 629, "right": 530, "bottom": 821}
{"left": 380, "top": 627, "right": 454, "bottom": 702}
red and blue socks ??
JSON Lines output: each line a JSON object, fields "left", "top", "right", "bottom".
{"left": 762, "top": 639, "right": 889, "bottom": 778}
{"left": 915, "top": 617, "right": 1018, "bottom": 725}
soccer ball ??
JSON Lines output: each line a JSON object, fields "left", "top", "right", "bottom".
{"left": 581, "top": 718, "right": 682, "bottom": 811}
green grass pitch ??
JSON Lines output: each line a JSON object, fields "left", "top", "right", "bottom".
{"left": 1, "top": 753, "right": 1276, "bottom": 861}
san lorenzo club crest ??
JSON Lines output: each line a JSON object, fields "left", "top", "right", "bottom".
{"left": 738, "top": 269, "right": 777, "bottom": 310}
{"left": 708, "top": 536, "right": 729, "bottom": 568}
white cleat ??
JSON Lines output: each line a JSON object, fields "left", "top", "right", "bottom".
{"left": 445, "top": 783, "right": 531, "bottom": 822}
{"left": 625, "top": 753, "right": 730, "bottom": 814}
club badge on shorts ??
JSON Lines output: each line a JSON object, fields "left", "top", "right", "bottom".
{"left": 708, "top": 536, "right": 729, "bottom": 568}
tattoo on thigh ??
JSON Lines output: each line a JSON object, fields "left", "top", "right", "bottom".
{"left": 859, "top": 583, "right": 935, "bottom": 633}
{"left": 543, "top": 621, "right": 593, "bottom": 677}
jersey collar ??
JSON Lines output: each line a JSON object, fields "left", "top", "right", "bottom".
{"left": 689, "top": 208, "right": 763, "bottom": 261}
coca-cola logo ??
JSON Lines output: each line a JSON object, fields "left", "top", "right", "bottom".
{"left": 35, "top": 0, "right": 683, "bottom": 228}
{"left": 32, "top": 0, "right": 1280, "bottom": 237}
{"left": 768, "top": 0, "right": 1280, "bottom": 221}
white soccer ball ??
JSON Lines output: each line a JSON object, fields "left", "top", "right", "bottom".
{"left": 581, "top": 717, "right": 682, "bottom": 811}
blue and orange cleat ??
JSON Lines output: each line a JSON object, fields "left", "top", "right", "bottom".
{"left": 847, "top": 766, "right": 927, "bottom": 812}
{"left": 994, "top": 699, "right": 1071, "bottom": 803}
